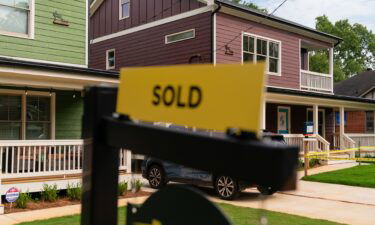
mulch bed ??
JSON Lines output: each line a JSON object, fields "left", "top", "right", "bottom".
{"left": 4, "top": 190, "right": 151, "bottom": 214}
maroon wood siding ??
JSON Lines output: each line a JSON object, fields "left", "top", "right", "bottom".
{"left": 89, "top": 12, "right": 212, "bottom": 70}
{"left": 215, "top": 13, "right": 332, "bottom": 90}
{"left": 90, "top": 0, "right": 206, "bottom": 40}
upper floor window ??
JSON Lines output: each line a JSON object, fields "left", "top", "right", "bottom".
{"left": 243, "top": 33, "right": 281, "bottom": 75}
{"left": 165, "top": 29, "right": 195, "bottom": 44}
{"left": 106, "top": 49, "right": 115, "bottom": 70}
{"left": 0, "top": 0, "right": 33, "bottom": 38}
{"left": 119, "top": 0, "right": 130, "bottom": 19}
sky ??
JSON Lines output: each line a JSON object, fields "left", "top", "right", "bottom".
{"left": 249, "top": 0, "right": 375, "bottom": 32}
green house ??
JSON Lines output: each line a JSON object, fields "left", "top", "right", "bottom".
{"left": 0, "top": 1, "right": 123, "bottom": 210}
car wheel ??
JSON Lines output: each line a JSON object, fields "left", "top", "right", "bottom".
{"left": 257, "top": 186, "right": 277, "bottom": 195}
{"left": 215, "top": 175, "right": 239, "bottom": 200}
{"left": 147, "top": 165, "right": 165, "bottom": 189}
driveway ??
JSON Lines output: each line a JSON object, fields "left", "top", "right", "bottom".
{"left": 205, "top": 163, "right": 375, "bottom": 225}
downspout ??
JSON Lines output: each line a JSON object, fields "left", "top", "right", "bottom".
{"left": 211, "top": 2, "right": 221, "bottom": 65}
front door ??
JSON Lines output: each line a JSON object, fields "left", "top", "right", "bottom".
{"left": 278, "top": 107, "right": 290, "bottom": 134}
{"left": 307, "top": 109, "right": 325, "bottom": 137}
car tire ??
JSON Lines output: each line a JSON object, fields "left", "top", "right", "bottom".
{"left": 147, "top": 165, "right": 166, "bottom": 189}
{"left": 214, "top": 175, "right": 239, "bottom": 200}
{"left": 257, "top": 186, "right": 277, "bottom": 195}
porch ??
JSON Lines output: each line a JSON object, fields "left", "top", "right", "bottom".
{"left": 264, "top": 90, "right": 375, "bottom": 153}
{"left": 300, "top": 40, "right": 334, "bottom": 94}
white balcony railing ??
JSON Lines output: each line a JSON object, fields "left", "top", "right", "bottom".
{"left": 300, "top": 70, "right": 333, "bottom": 93}
{"left": 0, "top": 140, "right": 131, "bottom": 179}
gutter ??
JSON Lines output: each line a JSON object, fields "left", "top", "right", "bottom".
{"left": 211, "top": 2, "right": 221, "bottom": 64}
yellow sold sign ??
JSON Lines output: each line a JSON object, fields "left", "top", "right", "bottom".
{"left": 117, "top": 63, "right": 266, "bottom": 133}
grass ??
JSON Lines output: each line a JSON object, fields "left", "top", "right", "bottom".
{"left": 302, "top": 164, "right": 375, "bottom": 188}
{"left": 17, "top": 203, "right": 344, "bottom": 225}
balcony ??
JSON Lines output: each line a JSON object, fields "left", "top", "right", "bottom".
{"left": 301, "top": 70, "right": 333, "bottom": 93}
{"left": 300, "top": 40, "right": 334, "bottom": 94}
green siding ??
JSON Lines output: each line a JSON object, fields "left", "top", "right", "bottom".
{"left": 0, "top": 0, "right": 86, "bottom": 65}
{"left": 55, "top": 92, "right": 83, "bottom": 139}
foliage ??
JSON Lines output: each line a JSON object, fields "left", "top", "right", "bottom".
{"left": 66, "top": 183, "right": 81, "bottom": 201}
{"left": 17, "top": 204, "right": 343, "bottom": 225}
{"left": 131, "top": 179, "right": 142, "bottom": 192}
{"left": 118, "top": 181, "right": 128, "bottom": 196}
{"left": 303, "top": 164, "right": 375, "bottom": 188}
{"left": 310, "top": 15, "right": 375, "bottom": 81}
{"left": 309, "top": 158, "right": 321, "bottom": 168}
{"left": 41, "top": 184, "right": 59, "bottom": 202}
{"left": 230, "top": 0, "right": 268, "bottom": 13}
{"left": 16, "top": 192, "right": 32, "bottom": 209}
{"left": 298, "top": 158, "right": 304, "bottom": 169}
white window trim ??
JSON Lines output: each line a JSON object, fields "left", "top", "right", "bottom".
{"left": 119, "top": 0, "right": 130, "bottom": 20}
{"left": 277, "top": 106, "right": 291, "bottom": 134}
{"left": 106, "top": 49, "right": 116, "bottom": 70}
{"left": 242, "top": 32, "right": 282, "bottom": 76}
{"left": 0, "top": 0, "right": 35, "bottom": 39}
{"left": 165, "top": 29, "right": 195, "bottom": 44}
{"left": 0, "top": 89, "right": 55, "bottom": 140}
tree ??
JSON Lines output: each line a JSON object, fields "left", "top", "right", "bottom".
{"left": 310, "top": 15, "right": 375, "bottom": 82}
{"left": 230, "top": 0, "right": 268, "bottom": 13}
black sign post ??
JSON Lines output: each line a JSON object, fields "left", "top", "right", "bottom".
{"left": 81, "top": 86, "right": 299, "bottom": 225}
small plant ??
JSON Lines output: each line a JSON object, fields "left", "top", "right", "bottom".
{"left": 67, "top": 183, "right": 81, "bottom": 201}
{"left": 131, "top": 179, "right": 142, "bottom": 192}
{"left": 118, "top": 181, "right": 128, "bottom": 196}
{"left": 309, "top": 158, "right": 320, "bottom": 168}
{"left": 16, "top": 191, "right": 32, "bottom": 209}
{"left": 41, "top": 184, "right": 59, "bottom": 202}
{"left": 298, "top": 158, "right": 304, "bottom": 169}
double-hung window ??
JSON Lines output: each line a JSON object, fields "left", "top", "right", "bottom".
{"left": 243, "top": 33, "right": 281, "bottom": 75}
{"left": 119, "top": 0, "right": 130, "bottom": 19}
{"left": 0, "top": 92, "right": 52, "bottom": 140}
{"left": 0, "top": 0, "right": 33, "bottom": 38}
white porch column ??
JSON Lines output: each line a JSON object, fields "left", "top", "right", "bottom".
{"left": 261, "top": 101, "right": 266, "bottom": 130}
{"left": 329, "top": 47, "right": 334, "bottom": 92}
{"left": 313, "top": 104, "right": 319, "bottom": 135}
{"left": 340, "top": 107, "right": 345, "bottom": 149}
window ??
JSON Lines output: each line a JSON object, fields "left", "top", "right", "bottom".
{"left": 119, "top": 0, "right": 130, "bottom": 19}
{"left": 0, "top": 95, "right": 21, "bottom": 140}
{"left": 243, "top": 34, "right": 281, "bottom": 75}
{"left": 0, "top": 0, "right": 33, "bottom": 37}
{"left": 0, "top": 92, "right": 52, "bottom": 140}
{"left": 165, "top": 29, "right": 195, "bottom": 44}
{"left": 106, "top": 49, "right": 115, "bottom": 70}
{"left": 26, "top": 96, "right": 50, "bottom": 139}
{"left": 366, "top": 111, "right": 374, "bottom": 133}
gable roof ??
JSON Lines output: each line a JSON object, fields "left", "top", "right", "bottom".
{"left": 334, "top": 70, "right": 375, "bottom": 97}
{"left": 215, "top": 0, "right": 342, "bottom": 45}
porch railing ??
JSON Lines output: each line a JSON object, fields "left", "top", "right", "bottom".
{"left": 300, "top": 70, "right": 333, "bottom": 93}
{"left": 0, "top": 140, "right": 131, "bottom": 179}
{"left": 333, "top": 133, "right": 356, "bottom": 150}
{"left": 283, "top": 134, "right": 329, "bottom": 153}
{"left": 346, "top": 134, "right": 375, "bottom": 147}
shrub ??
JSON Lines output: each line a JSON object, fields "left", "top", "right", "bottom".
{"left": 67, "top": 183, "right": 81, "bottom": 201}
{"left": 131, "top": 179, "right": 142, "bottom": 192}
{"left": 41, "top": 184, "right": 59, "bottom": 202}
{"left": 309, "top": 158, "right": 320, "bottom": 168}
{"left": 16, "top": 192, "right": 32, "bottom": 209}
{"left": 298, "top": 158, "right": 304, "bottom": 169}
{"left": 118, "top": 181, "right": 128, "bottom": 196}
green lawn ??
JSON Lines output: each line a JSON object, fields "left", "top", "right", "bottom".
{"left": 18, "top": 203, "right": 344, "bottom": 225}
{"left": 302, "top": 164, "right": 375, "bottom": 188}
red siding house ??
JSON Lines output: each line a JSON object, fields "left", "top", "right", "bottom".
{"left": 89, "top": 0, "right": 375, "bottom": 151}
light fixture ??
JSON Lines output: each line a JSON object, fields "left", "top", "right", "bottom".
{"left": 25, "top": 87, "right": 28, "bottom": 95}
{"left": 73, "top": 89, "right": 76, "bottom": 99}
{"left": 49, "top": 88, "right": 53, "bottom": 96}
